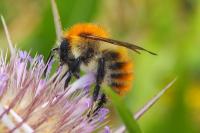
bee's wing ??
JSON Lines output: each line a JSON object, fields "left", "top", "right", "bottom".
{"left": 80, "top": 34, "right": 157, "bottom": 55}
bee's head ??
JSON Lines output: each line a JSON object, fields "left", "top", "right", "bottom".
{"left": 60, "top": 38, "right": 69, "bottom": 51}
{"left": 59, "top": 38, "right": 74, "bottom": 64}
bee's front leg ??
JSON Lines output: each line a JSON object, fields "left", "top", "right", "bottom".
{"left": 62, "top": 57, "right": 82, "bottom": 89}
{"left": 44, "top": 47, "right": 59, "bottom": 77}
{"left": 64, "top": 71, "right": 72, "bottom": 88}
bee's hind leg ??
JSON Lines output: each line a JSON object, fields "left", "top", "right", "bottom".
{"left": 88, "top": 58, "right": 105, "bottom": 117}
{"left": 92, "top": 93, "right": 107, "bottom": 116}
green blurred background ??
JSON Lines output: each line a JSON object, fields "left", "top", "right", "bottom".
{"left": 0, "top": 0, "right": 200, "bottom": 132}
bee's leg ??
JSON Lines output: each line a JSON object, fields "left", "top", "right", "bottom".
{"left": 70, "top": 57, "right": 81, "bottom": 79}
{"left": 63, "top": 57, "right": 82, "bottom": 89}
{"left": 71, "top": 57, "right": 81, "bottom": 72}
{"left": 44, "top": 47, "right": 59, "bottom": 76}
{"left": 61, "top": 70, "right": 79, "bottom": 89}
{"left": 92, "top": 93, "right": 107, "bottom": 115}
{"left": 59, "top": 69, "right": 70, "bottom": 89}
{"left": 73, "top": 72, "right": 80, "bottom": 79}
{"left": 64, "top": 71, "right": 72, "bottom": 89}
{"left": 60, "top": 70, "right": 69, "bottom": 81}
{"left": 88, "top": 58, "right": 105, "bottom": 117}
{"left": 93, "top": 58, "right": 105, "bottom": 102}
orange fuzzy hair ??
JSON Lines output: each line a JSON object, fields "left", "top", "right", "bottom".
{"left": 65, "top": 23, "right": 108, "bottom": 39}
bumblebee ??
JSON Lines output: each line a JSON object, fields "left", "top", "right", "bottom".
{"left": 46, "top": 23, "right": 156, "bottom": 114}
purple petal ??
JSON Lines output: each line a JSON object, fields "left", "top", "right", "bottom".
{"left": 46, "top": 59, "right": 54, "bottom": 76}
{"left": 36, "top": 55, "right": 43, "bottom": 63}
{"left": 16, "top": 61, "right": 26, "bottom": 87}
{"left": 64, "top": 73, "right": 95, "bottom": 96}
{"left": 35, "top": 80, "right": 46, "bottom": 96}
{"left": 28, "top": 56, "right": 33, "bottom": 62}
{"left": 104, "top": 126, "right": 111, "bottom": 133}
{"left": 19, "top": 51, "right": 27, "bottom": 59}
{"left": 98, "top": 108, "right": 109, "bottom": 122}
{"left": 0, "top": 73, "right": 8, "bottom": 96}
{"left": 84, "top": 85, "right": 90, "bottom": 94}
{"left": 84, "top": 98, "right": 92, "bottom": 108}
{"left": 19, "top": 51, "right": 32, "bottom": 63}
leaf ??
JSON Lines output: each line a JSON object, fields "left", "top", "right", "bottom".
{"left": 104, "top": 88, "right": 141, "bottom": 133}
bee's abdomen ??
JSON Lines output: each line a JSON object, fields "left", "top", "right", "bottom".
{"left": 103, "top": 50, "right": 133, "bottom": 95}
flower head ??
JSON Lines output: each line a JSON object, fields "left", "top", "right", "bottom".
{"left": 0, "top": 49, "right": 109, "bottom": 133}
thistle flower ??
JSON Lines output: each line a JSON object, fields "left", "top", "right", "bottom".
{"left": 0, "top": 48, "right": 111, "bottom": 133}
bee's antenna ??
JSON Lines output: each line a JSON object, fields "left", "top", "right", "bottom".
{"left": 44, "top": 48, "right": 58, "bottom": 77}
